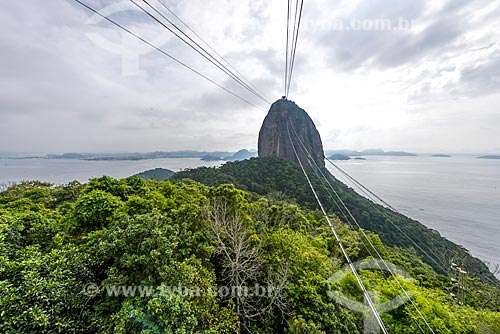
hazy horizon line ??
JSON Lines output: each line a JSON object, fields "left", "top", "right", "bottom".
{"left": 1, "top": 149, "right": 498, "bottom": 157}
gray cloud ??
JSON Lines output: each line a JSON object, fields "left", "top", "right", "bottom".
{"left": 0, "top": 0, "right": 499, "bottom": 153}
{"left": 314, "top": 1, "right": 466, "bottom": 71}
{"left": 458, "top": 54, "right": 500, "bottom": 96}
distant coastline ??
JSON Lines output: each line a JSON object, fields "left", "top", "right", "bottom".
{"left": 2, "top": 150, "right": 499, "bottom": 161}
{"left": 478, "top": 155, "right": 500, "bottom": 160}
{"left": 9, "top": 151, "right": 235, "bottom": 161}
{"left": 325, "top": 149, "right": 417, "bottom": 157}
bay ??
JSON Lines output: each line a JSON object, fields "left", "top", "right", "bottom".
{"left": 0, "top": 158, "right": 223, "bottom": 185}
{"left": 328, "top": 155, "right": 500, "bottom": 276}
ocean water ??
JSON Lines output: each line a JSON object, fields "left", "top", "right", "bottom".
{"left": 0, "top": 158, "right": 223, "bottom": 185}
{"left": 327, "top": 156, "right": 500, "bottom": 275}
{"left": 1, "top": 155, "right": 499, "bottom": 276}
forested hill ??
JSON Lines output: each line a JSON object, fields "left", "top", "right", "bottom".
{"left": 172, "top": 157, "right": 497, "bottom": 283}
{"left": 1, "top": 176, "right": 500, "bottom": 332}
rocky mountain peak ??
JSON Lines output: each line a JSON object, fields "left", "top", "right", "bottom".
{"left": 258, "top": 98, "right": 325, "bottom": 170}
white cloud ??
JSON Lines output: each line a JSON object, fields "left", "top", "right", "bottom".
{"left": 0, "top": 0, "right": 499, "bottom": 153}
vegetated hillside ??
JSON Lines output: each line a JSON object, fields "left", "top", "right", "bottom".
{"left": 134, "top": 168, "right": 175, "bottom": 180}
{"left": 1, "top": 177, "right": 499, "bottom": 333}
{"left": 328, "top": 153, "right": 351, "bottom": 160}
{"left": 172, "top": 157, "right": 498, "bottom": 283}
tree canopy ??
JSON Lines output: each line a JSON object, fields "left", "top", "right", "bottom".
{"left": 0, "top": 173, "right": 499, "bottom": 333}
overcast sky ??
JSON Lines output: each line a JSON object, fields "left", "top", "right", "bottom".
{"left": 1, "top": 0, "right": 499, "bottom": 153}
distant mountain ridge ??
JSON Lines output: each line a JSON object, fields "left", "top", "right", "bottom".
{"left": 8, "top": 148, "right": 422, "bottom": 161}
{"left": 326, "top": 149, "right": 417, "bottom": 157}
{"left": 223, "top": 149, "right": 257, "bottom": 161}
{"left": 45, "top": 150, "right": 234, "bottom": 161}
{"left": 43, "top": 149, "right": 258, "bottom": 162}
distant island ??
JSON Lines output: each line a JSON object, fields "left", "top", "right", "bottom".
{"left": 328, "top": 153, "right": 350, "bottom": 161}
{"left": 134, "top": 168, "right": 174, "bottom": 181}
{"left": 478, "top": 155, "right": 500, "bottom": 160}
{"left": 47, "top": 153, "right": 86, "bottom": 159}
{"left": 325, "top": 149, "right": 417, "bottom": 157}
{"left": 354, "top": 157, "right": 366, "bottom": 160}
{"left": 201, "top": 154, "right": 223, "bottom": 161}
{"left": 432, "top": 154, "right": 451, "bottom": 157}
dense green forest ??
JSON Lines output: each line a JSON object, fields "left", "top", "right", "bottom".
{"left": 135, "top": 168, "right": 175, "bottom": 181}
{"left": 1, "top": 172, "right": 499, "bottom": 333}
{"left": 172, "top": 157, "right": 497, "bottom": 283}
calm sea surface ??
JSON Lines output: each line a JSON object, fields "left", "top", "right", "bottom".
{"left": 1, "top": 156, "right": 499, "bottom": 275}
{"left": 0, "top": 158, "right": 223, "bottom": 184}
{"left": 328, "top": 156, "right": 500, "bottom": 276}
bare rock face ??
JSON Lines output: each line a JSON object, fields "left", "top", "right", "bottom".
{"left": 258, "top": 98, "right": 325, "bottom": 170}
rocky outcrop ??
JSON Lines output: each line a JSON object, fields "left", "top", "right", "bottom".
{"left": 258, "top": 98, "right": 325, "bottom": 170}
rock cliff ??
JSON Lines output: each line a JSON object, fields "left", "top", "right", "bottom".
{"left": 258, "top": 98, "right": 325, "bottom": 170}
